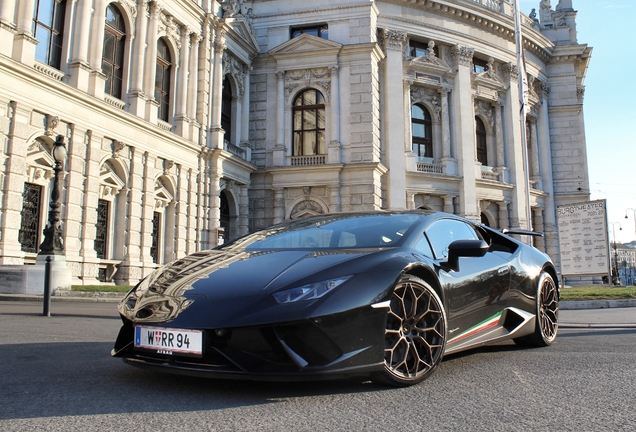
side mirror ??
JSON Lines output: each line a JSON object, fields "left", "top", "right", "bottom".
{"left": 446, "top": 239, "right": 489, "bottom": 272}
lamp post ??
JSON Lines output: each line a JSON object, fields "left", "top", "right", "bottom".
{"left": 609, "top": 222, "right": 622, "bottom": 286}
{"left": 38, "top": 135, "right": 67, "bottom": 255}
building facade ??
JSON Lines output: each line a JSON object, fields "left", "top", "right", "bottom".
{"left": 0, "top": 0, "right": 591, "bottom": 285}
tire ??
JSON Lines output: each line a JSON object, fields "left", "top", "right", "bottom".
{"left": 514, "top": 272, "right": 559, "bottom": 347}
{"left": 371, "top": 274, "right": 447, "bottom": 387}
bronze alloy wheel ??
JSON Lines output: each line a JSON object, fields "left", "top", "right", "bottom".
{"left": 514, "top": 271, "right": 559, "bottom": 347}
{"left": 373, "top": 274, "right": 446, "bottom": 386}
{"left": 537, "top": 272, "right": 559, "bottom": 344}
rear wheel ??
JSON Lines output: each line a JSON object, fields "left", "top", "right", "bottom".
{"left": 515, "top": 271, "right": 559, "bottom": 347}
{"left": 372, "top": 275, "right": 446, "bottom": 386}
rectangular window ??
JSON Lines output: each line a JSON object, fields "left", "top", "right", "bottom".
{"left": 409, "top": 40, "right": 438, "bottom": 58}
{"left": 291, "top": 24, "right": 328, "bottom": 39}
{"left": 473, "top": 57, "right": 488, "bottom": 74}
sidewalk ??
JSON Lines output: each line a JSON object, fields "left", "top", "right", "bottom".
{"left": 1, "top": 292, "right": 635, "bottom": 328}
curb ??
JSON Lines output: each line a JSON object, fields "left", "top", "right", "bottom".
{"left": 559, "top": 299, "right": 636, "bottom": 310}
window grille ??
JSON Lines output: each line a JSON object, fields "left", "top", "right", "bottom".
{"left": 95, "top": 199, "right": 110, "bottom": 259}
{"left": 19, "top": 183, "right": 43, "bottom": 253}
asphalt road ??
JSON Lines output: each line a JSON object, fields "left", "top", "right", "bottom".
{"left": 1, "top": 301, "right": 634, "bottom": 431}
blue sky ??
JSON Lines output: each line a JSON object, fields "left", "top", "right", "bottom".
{"left": 519, "top": 0, "right": 636, "bottom": 242}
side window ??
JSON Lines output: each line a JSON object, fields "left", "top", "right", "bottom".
{"left": 413, "top": 235, "right": 434, "bottom": 258}
{"left": 425, "top": 219, "right": 479, "bottom": 260}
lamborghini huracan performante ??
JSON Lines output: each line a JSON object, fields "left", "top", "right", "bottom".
{"left": 112, "top": 211, "right": 559, "bottom": 386}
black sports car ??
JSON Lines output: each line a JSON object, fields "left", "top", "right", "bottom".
{"left": 112, "top": 211, "right": 559, "bottom": 386}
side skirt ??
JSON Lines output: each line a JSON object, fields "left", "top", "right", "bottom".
{"left": 444, "top": 307, "right": 535, "bottom": 355}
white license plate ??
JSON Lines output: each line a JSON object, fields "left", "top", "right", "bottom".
{"left": 134, "top": 326, "right": 203, "bottom": 356}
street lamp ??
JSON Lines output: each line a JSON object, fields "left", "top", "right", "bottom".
{"left": 38, "top": 135, "right": 67, "bottom": 256}
{"left": 609, "top": 222, "right": 622, "bottom": 285}
{"left": 625, "top": 208, "right": 636, "bottom": 237}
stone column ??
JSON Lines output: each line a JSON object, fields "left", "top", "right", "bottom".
{"left": 443, "top": 195, "right": 455, "bottom": 214}
{"left": 533, "top": 207, "right": 545, "bottom": 251}
{"left": 12, "top": 0, "right": 37, "bottom": 63}
{"left": 209, "top": 33, "right": 226, "bottom": 149}
{"left": 0, "top": 102, "right": 28, "bottom": 264}
{"left": 273, "top": 71, "right": 286, "bottom": 165}
{"left": 187, "top": 32, "right": 201, "bottom": 142}
{"left": 330, "top": 186, "right": 341, "bottom": 213}
{"left": 537, "top": 81, "right": 559, "bottom": 264}
{"left": 529, "top": 116, "right": 542, "bottom": 189}
{"left": 76, "top": 130, "right": 100, "bottom": 284}
{"left": 129, "top": 0, "right": 149, "bottom": 117}
{"left": 139, "top": 152, "right": 155, "bottom": 270}
{"left": 406, "top": 191, "right": 416, "bottom": 210}
{"left": 0, "top": 0, "right": 16, "bottom": 56}
{"left": 174, "top": 165, "right": 188, "bottom": 259}
{"left": 116, "top": 147, "right": 144, "bottom": 284}
{"left": 498, "top": 201, "right": 509, "bottom": 230}
{"left": 273, "top": 189, "right": 285, "bottom": 224}
{"left": 450, "top": 45, "right": 479, "bottom": 221}
{"left": 209, "top": 179, "right": 221, "bottom": 247}
{"left": 328, "top": 65, "right": 341, "bottom": 164}
{"left": 503, "top": 63, "right": 527, "bottom": 229}
{"left": 240, "top": 66, "right": 252, "bottom": 160}
{"left": 382, "top": 29, "right": 408, "bottom": 210}
{"left": 439, "top": 88, "right": 453, "bottom": 166}
{"left": 493, "top": 101, "right": 507, "bottom": 182}
{"left": 68, "top": 0, "right": 93, "bottom": 90}
{"left": 175, "top": 28, "right": 191, "bottom": 137}
{"left": 404, "top": 80, "right": 416, "bottom": 172}
{"left": 87, "top": 0, "right": 108, "bottom": 98}
{"left": 143, "top": 1, "right": 162, "bottom": 122}
{"left": 183, "top": 168, "right": 194, "bottom": 254}
{"left": 238, "top": 185, "right": 249, "bottom": 237}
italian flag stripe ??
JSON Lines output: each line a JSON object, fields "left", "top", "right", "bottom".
{"left": 447, "top": 311, "right": 504, "bottom": 345}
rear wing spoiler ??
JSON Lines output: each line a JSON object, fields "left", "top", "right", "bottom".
{"left": 500, "top": 229, "right": 544, "bottom": 237}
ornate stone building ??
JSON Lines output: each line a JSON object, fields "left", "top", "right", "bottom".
{"left": 0, "top": 0, "right": 591, "bottom": 285}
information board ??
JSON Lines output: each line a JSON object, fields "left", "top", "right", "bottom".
{"left": 556, "top": 199, "right": 609, "bottom": 276}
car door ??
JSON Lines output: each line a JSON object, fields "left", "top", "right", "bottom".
{"left": 424, "top": 218, "right": 511, "bottom": 337}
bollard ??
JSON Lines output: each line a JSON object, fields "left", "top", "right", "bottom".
{"left": 43, "top": 255, "right": 52, "bottom": 317}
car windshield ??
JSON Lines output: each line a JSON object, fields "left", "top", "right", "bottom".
{"left": 222, "top": 214, "right": 422, "bottom": 251}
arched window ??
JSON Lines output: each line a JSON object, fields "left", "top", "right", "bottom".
{"left": 221, "top": 76, "right": 232, "bottom": 142}
{"left": 292, "top": 89, "right": 326, "bottom": 156}
{"left": 412, "top": 104, "right": 433, "bottom": 159}
{"left": 103, "top": 5, "right": 126, "bottom": 98}
{"left": 475, "top": 117, "right": 488, "bottom": 165}
{"left": 33, "top": 0, "right": 66, "bottom": 69}
{"left": 155, "top": 38, "right": 172, "bottom": 122}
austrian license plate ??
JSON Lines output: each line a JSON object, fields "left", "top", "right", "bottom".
{"left": 134, "top": 326, "right": 203, "bottom": 356}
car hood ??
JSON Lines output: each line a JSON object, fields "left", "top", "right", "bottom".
{"left": 119, "top": 249, "right": 372, "bottom": 327}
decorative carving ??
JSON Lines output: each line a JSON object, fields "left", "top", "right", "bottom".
{"left": 112, "top": 140, "right": 126, "bottom": 156}
{"left": 221, "top": 0, "right": 243, "bottom": 18}
{"left": 411, "top": 86, "right": 442, "bottom": 120}
{"left": 381, "top": 29, "right": 407, "bottom": 51}
{"left": 475, "top": 100, "right": 495, "bottom": 130}
{"left": 163, "top": 159, "right": 174, "bottom": 174}
{"left": 223, "top": 52, "right": 246, "bottom": 96}
{"left": 284, "top": 82, "right": 302, "bottom": 98}
{"left": 450, "top": 45, "right": 474, "bottom": 68}
{"left": 290, "top": 200, "right": 324, "bottom": 218}
{"left": 503, "top": 63, "right": 519, "bottom": 83}
{"left": 45, "top": 114, "right": 59, "bottom": 136}
{"left": 303, "top": 186, "right": 311, "bottom": 196}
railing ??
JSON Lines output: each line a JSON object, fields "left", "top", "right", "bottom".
{"left": 157, "top": 119, "right": 172, "bottom": 131}
{"left": 481, "top": 171, "right": 500, "bottom": 181}
{"left": 33, "top": 62, "right": 65, "bottom": 81}
{"left": 104, "top": 94, "right": 126, "bottom": 110}
{"left": 416, "top": 162, "right": 444, "bottom": 174}
{"left": 290, "top": 155, "right": 326, "bottom": 166}
{"left": 471, "top": 0, "right": 503, "bottom": 13}
{"left": 224, "top": 141, "right": 246, "bottom": 159}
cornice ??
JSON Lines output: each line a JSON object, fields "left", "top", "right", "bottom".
{"left": 378, "top": 0, "right": 554, "bottom": 63}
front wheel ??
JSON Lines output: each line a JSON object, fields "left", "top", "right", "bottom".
{"left": 515, "top": 271, "right": 559, "bottom": 347}
{"left": 371, "top": 275, "right": 447, "bottom": 386}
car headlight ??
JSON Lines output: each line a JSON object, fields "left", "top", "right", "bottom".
{"left": 273, "top": 276, "right": 352, "bottom": 304}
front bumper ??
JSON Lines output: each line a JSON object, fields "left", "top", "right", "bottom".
{"left": 112, "top": 306, "right": 386, "bottom": 380}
